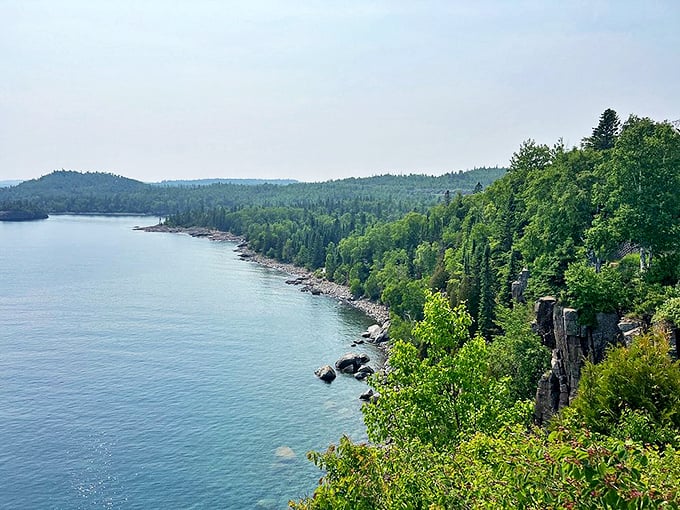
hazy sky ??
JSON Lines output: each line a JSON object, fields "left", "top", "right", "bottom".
{"left": 2, "top": 1, "right": 678, "bottom": 182}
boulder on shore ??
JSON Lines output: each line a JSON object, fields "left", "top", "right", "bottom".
{"left": 363, "top": 321, "right": 390, "bottom": 343}
{"left": 366, "top": 325, "right": 382, "bottom": 338}
{"left": 354, "top": 365, "right": 375, "bottom": 381}
{"left": 359, "top": 388, "right": 380, "bottom": 402}
{"left": 335, "top": 352, "right": 370, "bottom": 374}
{"left": 314, "top": 365, "right": 336, "bottom": 383}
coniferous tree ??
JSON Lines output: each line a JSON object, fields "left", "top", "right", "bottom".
{"left": 582, "top": 108, "right": 620, "bottom": 150}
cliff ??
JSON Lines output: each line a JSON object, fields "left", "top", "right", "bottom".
{"left": 533, "top": 297, "right": 623, "bottom": 425}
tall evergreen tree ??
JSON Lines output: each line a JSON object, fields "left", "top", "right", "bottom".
{"left": 582, "top": 108, "right": 620, "bottom": 150}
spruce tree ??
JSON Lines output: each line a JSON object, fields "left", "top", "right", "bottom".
{"left": 583, "top": 108, "right": 620, "bottom": 150}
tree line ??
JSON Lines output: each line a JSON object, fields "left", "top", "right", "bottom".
{"left": 0, "top": 167, "right": 505, "bottom": 216}
{"left": 176, "top": 112, "right": 680, "bottom": 345}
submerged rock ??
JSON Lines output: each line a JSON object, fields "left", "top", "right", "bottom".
{"left": 274, "top": 446, "right": 296, "bottom": 461}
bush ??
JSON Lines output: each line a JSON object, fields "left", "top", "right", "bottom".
{"left": 570, "top": 331, "right": 680, "bottom": 446}
{"left": 654, "top": 296, "right": 680, "bottom": 327}
{"left": 563, "top": 261, "right": 628, "bottom": 325}
{"left": 488, "top": 305, "right": 551, "bottom": 401}
{"left": 292, "top": 428, "right": 680, "bottom": 509}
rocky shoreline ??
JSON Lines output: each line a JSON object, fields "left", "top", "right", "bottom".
{"left": 136, "top": 224, "right": 390, "bottom": 325}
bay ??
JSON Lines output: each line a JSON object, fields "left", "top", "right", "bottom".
{"left": 0, "top": 215, "right": 382, "bottom": 509}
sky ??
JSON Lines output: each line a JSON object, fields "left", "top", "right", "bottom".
{"left": 1, "top": 1, "right": 679, "bottom": 183}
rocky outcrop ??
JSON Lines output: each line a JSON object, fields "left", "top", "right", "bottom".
{"left": 138, "top": 224, "right": 243, "bottom": 241}
{"left": 314, "top": 365, "right": 337, "bottom": 383}
{"left": 335, "top": 353, "right": 370, "bottom": 374}
{"left": 619, "top": 318, "right": 644, "bottom": 346}
{"left": 533, "top": 297, "right": 557, "bottom": 348}
{"left": 511, "top": 268, "right": 530, "bottom": 303}
{"left": 534, "top": 301, "right": 623, "bottom": 425}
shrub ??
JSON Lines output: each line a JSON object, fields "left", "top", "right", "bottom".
{"left": 571, "top": 331, "right": 680, "bottom": 446}
{"left": 563, "top": 261, "right": 627, "bottom": 325}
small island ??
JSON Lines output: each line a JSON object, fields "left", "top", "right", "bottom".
{"left": 0, "top": 209, "right": 49, "bottom": 221}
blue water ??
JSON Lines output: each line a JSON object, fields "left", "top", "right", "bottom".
{"left": 0, "top": 215, "right": 382, "bottom": 509}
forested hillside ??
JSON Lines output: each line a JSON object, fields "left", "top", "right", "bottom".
{"left": 287, "top": 110, "right": 680, "bottom": 508}
{"left": 175, "top": 112, "right": 680, "bottom": 342}
{"left": 0, "top": 167, "right": 504, "bottom": 217}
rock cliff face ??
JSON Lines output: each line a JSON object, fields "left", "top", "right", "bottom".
{"left": 533, "top": 297, "right": 623, "bottom": 425}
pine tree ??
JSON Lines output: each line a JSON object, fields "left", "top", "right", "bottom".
{"left": 582, "top": 108, "right": 620, "bottom": 150}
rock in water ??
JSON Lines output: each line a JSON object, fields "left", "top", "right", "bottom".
{"left": 354, "top": 365, "right": 375, "bottom": 380}
{"left": 335, "top": 353, "right": 370, "bottom": 374}
{"left": 314, "top": 365, "right": 336, "bottom": 383}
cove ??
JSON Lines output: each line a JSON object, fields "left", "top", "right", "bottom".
{"left": 0, "top": 215, "right": 384, "bottom": 509}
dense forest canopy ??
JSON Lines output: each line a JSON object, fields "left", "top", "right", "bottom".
{"left": 0, "top": 167, "right": 504, "bottom": 217}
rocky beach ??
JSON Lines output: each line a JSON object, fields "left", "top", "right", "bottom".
{"left": 137, "top": 224, "right": 390, "bottom": 325}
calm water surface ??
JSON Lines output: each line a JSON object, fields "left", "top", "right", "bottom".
{"left": 0, "top": 215, "right": 382, "bottom": 509}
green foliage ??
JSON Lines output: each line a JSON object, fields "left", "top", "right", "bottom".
{"left": 488, "top": 305, "right": 551, "bottom": 401}
{"left": 571, "top": 331, "right": 680, "bottom": 446}
{"left": 292, "top": 426, "right": 680, "bottom": 509}
{"left": 563, "top": 261, "right": 628, "bottom": 325}
{"left": 654, "top": 297, "right": 680, "bottom": 327}
{"left": 362, "top": 293, "right": 531, "bottom": 448}
{"left": 587, "top": 117, "right": 680, "bottom": 271}
{"left": 412, "top": 290, "right": 472, "bottom": 353}
{"left": 1, "top": 168, "right": 506, "bottom": 216}
{"left": 292, "top": 111, "right": 680, "bottom": 508}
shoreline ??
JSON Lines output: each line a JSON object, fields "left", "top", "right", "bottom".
{"left": 137, "top": 224, "right": 390, "bottom": 325}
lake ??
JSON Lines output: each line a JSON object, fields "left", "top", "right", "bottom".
{"left": 0, "top": 215, "right": 382, "bottom": 509}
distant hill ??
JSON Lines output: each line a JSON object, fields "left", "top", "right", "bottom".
{"left": 11, "top": 170, "right": 147, "bottom": 194}
{"left": 0, "top": 167, "right": 506, "bottom": 216}
{"left": 152, "top": 178, "right": 298, "bottom": 187}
